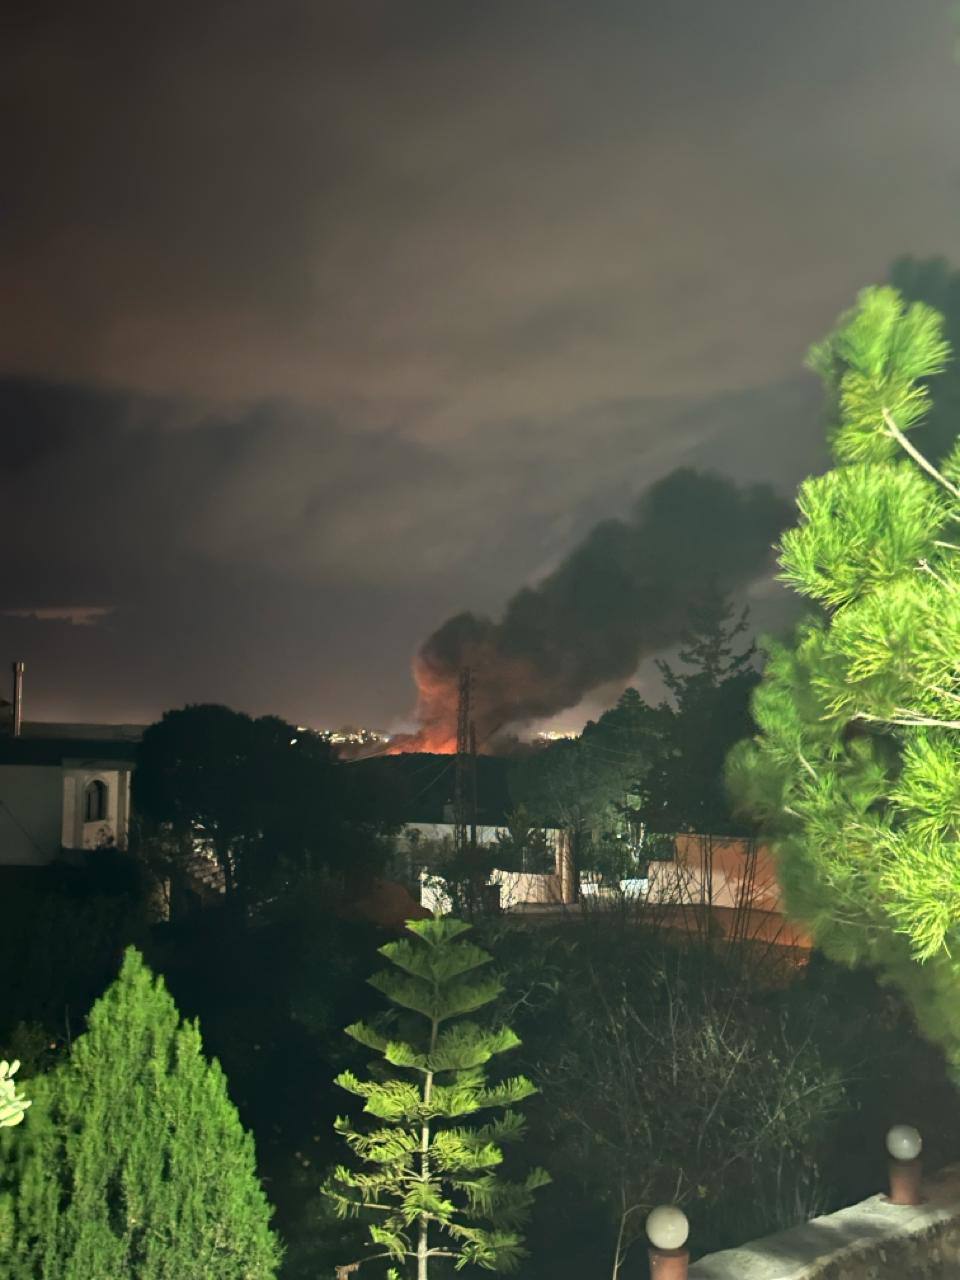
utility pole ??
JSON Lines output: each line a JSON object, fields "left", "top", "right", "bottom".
{"left": 453, "top": 668, "right": 472, "bottom": 858}
{"left": 469, "top": 722, "right": 478, "bottom": 854}
{"left": 453, "top": 668, "right": 484, "bottom": 913}
{"left": 11, "top": 662, "right": 24, "bottom": 738}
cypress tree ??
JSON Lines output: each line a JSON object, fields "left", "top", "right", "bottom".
{"left": 325, "top": 915, "right": 548, "bottom": 1279}
{"left": 0, "top": 948, "right": 281, "bottom": 1279}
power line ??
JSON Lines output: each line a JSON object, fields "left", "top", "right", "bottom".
{"left": 400, "top": 714, "right": 509, "bottom": 822}
{"left": 406, "top": 758, "right": 456, "bottom": 806}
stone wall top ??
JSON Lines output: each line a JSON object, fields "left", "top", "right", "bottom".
{"left": 688, "top": 1165, "right": 960, "bottom": 1280}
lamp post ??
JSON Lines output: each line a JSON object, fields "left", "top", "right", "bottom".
{"left": 646, "top": 1204, "right": 689, "bottom": 1279}
{"left": 886, "top": 1124, "right": 923, "bottom": 1206}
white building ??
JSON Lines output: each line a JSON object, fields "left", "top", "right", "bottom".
{"left": 0, "top": 725, "right": 141, "bottom": 866}
{"left": 395, "top": 820, "right": 576, "bottom": 912}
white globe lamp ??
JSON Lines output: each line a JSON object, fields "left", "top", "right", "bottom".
{"left": 886, "top": 1124, "right": 923, "bottom": 1206}
{"left": 886, "top": 1125, "right": 922, "bottom": 1162}
{"left": 646, "top": 1204, "right": 690, "bottom": 1277}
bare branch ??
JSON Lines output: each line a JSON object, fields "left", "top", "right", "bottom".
{"left": 852, "top": 710, "right": 960, "bottom": 730}
{"left": 882, "top": 408, "right": 960, "bottom": 500}
{"left": 917, "top": 558, "right": 956, "bottom": 591}
{"left": 797, "top": 752, "right": 818, "bottom": 781}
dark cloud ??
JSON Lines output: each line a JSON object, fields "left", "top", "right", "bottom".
{"left": 0, "top": 372, "right": 820, "bottom": 726}
{"left": 2, "top": 1, "right": 956, "bottom": 726}
{"left": 3, "top": 608, "right": 115, "bottom": 627}
{"left": 5, "top": 0, "right": 959, "bottom": 415}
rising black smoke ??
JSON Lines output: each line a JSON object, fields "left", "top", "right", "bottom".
{"left": 404, "top": 468, "right": 792, "bottom": 750}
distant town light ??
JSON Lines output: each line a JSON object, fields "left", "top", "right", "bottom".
{"left": 312, "top": 725, "right": 392, "bottom": 747}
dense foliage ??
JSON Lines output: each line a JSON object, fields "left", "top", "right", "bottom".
{"left": 0, "top": 701, "right": 407, "bottom": 1280}
{"left": 509, "top": 588, "right": 760, "bottom": 888}
{"left": 727, "top": 284, "right": 960, "bottom": 1067}
{"left": 631, "top": 588, "right": 758, "bottom": 836}
{"left": 325, "top": 916, "right": 548, "bottom": 1279}
{"left": 1, "top": 864, "right": 958, "bottom": 1279}
{"left": 134, "top": 703, "right": 394, "bottom": 911}
{"left": 0, "top": 948, "right": 281, "bottom": 1279}
{"left": 0, "top": 856, "right": 150, "bottom": 1062}
{"left": 483, "top": 911, "right": 960, "bottom": 1280}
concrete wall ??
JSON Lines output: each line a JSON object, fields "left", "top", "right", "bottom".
{"left": 397, "top": 822, "right": 561, "bottom": 854}
{"left": 420, "top": 869, "right": 569, "bottom": 913}
{"left": 647, "top": 835, "right": 785, "bottom": 913}
{"left": 409, "top": 829, "right": 802, "bottom": 924}
{"left": 403, "top": 821, "right": 566, "bottom": 912}
{"left": 689, "top": 1165, "right": 960, "bottom": 1280}
{"left": 490, "top": 869, "right": 563, "bottom": 906}
{"left": 0, "top": 766, "right": 64, "bottom": 864}
{"left": 641, "top": 835, "right": 813, "bottom": 950}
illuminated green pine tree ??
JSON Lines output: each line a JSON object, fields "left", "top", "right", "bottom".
{"left": 727, "top": 284, "right": 960, "bottom": 1067}
{"left": 0, "top": 948, "right": 281, "bottom": 1279}
{"left": 324, "top": 916, "right": 549, "bottom": 1280}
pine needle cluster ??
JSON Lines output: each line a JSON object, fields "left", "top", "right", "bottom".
{"left": 324, "top": 916, "right": 548, "bottom": 1279}
{"left": 727, "top": 284, "right": 960, "bottom": 1068}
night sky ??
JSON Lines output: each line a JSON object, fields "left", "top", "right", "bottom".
{"left": 4, "top": 1, "right": 960, "bottom": 731}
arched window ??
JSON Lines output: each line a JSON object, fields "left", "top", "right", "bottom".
{"left": 84, "top": 779, "right": 108, "bottom": 823}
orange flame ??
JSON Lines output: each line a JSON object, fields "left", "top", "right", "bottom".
{"left": 387, "top": 655, "right": 460, "bottom": 753}
{"left": 389, "top": 643, "right": 547, "bottom": 755}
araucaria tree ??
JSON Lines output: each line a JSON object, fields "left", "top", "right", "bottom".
{"left": 0, "top": 948, "right": 281, "bottom": 1278}
{"left": 325, "top": 916, "right": 549, "bottom": 1279}
{"left": 727, "top": 285, "right": 960, "bottom": 1067}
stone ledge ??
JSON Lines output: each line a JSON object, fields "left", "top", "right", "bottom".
{"left": 688, "top": 1165, "right": 960, "bottom": 1280}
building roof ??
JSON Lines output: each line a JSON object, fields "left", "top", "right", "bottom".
{"left": 0, "top": 737, "right": 139, "bottom": 766}
{"left": 19, "top": 722, "right": 146, "bottom": 742}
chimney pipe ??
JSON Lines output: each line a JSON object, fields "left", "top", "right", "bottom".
{"left": 12, "top": 662, "right": 24, "bottom": 738}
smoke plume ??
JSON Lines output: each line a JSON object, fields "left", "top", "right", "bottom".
{"left": 397, "top": 468, "right": 791, "bottom": 752}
